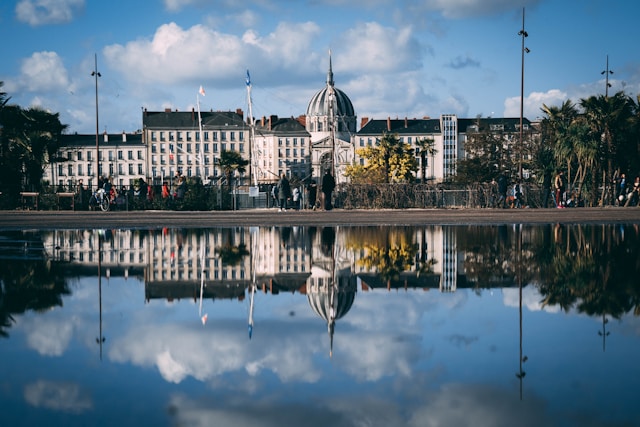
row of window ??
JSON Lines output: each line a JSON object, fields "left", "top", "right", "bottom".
{"left": 58, "top": 163, "right": 144, "bottom": 177}
{"left": 151, "top": 143, "right": 245, "bottom": 154}
{"left": 150, "top": 131, "right": 245, "bottom": 142}
{"left": 68, "top": 150, "right": 144, "bottom": 161}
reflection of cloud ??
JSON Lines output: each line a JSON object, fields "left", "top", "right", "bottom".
{"left": 503, "top": 286, "right": 560, "bottom": 313}
{"left": 166, "top": 382, "right": 557, "bottom": 427}
{"left": 24, "top": 380, "right": 92, "bottom": 413}
{"left": 408, "top": 383, "right": 552, "bottom": 427}
{"left": 109, "top": 322, "right": 323, "bottom": 384}
{"left": 23, "top": 316, "right": 75, "bottom": 356}
{"left": 447, "top": 333, "right": 478, "bottom": 348}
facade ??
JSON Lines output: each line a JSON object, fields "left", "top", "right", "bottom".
{"left": 45, "top": 54, "right": 535, "bottom": 188}
{"left": 306, "top": 55, "right": 357, "bottom": 184}
{"left": 356, "top": 115, "right": 533, "bottom": 182}
{"left": 49, "top": 132, "right": 145, "bottom": 190}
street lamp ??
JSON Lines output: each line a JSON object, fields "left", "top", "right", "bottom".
{"left": 518, "top": 8, "right": 529, "bottom": 181}
{"left": 92, "top": 53, "right": 101, "bottom": 185}
{"left": 601, "top": 54, "right": 613, "bottom": 98}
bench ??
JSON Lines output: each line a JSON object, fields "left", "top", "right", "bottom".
{"left": 56, "top": 192, "right": 76, "bottom": 210}
{"left": 20, "top": 192, "right": 39, "bottom": 210}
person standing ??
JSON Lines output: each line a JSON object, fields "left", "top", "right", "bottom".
{"left": 554, "top": 170, "right": 565, "bottom": 208}
{"left": 306, "top": 179, "right": 318, "bottom": 210}
{"left": 277, "top": 174, "right": 291, "bottom": 212}
{"left": 321, "top": 170, "right": 336, "bottom": 211}
{"left": 497, "top": 173, "right": 508, "bottom": 208}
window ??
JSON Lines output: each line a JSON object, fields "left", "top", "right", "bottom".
{"left": 160, "top": 132, "right": 165, "bottom": 141}
{"left": 177, "top": 132, "right": 183, "bottom": 141}
{"left": 138, "top": 164, "right": 143, "bottom": 174}
{"left": 151, "top": 131, "right": 157, "bottom": 142}
{"left": 230, "top": 131, "right": 235, "bottom": 141}
{"left": 239, "top": 131, "right": 244, "bottom": 141}
{"left": 128, "top": 164, "right": 134, "bottom": 174}
{"left": 137, "top": 150, "right": 143, "bottom": 159}
{"left": 77, "top": 164, "right": 83, "bottom": 175}
{"left": 221, "top": 132, "right": 226, "bottom": 141}
{"left": 128, "top": 150, "right": 134, "bottom": 160}
{"left": 118, "top": 151, "right": 124, "bottom": 160}
{"left": 77, "top": 151, "right": 83, "bottom": 160}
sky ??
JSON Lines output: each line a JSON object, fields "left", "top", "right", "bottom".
{"left": 1, "top": 0, "right": 639, "bottom": 135}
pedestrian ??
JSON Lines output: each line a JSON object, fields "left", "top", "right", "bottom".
{"left": 277, "top": 174, "right": 291, "bottom": 212}
{"left": 162, "top": 182, "right": 170, "bottom": 199}
{"left": 306, "top": 179, "right": 318, "bottom": 209}
{"left": 292, "top": 185, "right": 300, "bottom": 210}
{"left": 554, "top": 170, "right": 565, "bottom": 208}
{"left": 175, "top": 171, "right": 186, "bottom": 200}
{"left": 497, "top": 173, "right": 508, "bottom": 208}
{"left": 321, "top": 170, "right": 336, "bottom": 210}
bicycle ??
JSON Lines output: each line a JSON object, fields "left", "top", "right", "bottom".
{"left": 89, "top": 188, "right": 110, "bottom": 212}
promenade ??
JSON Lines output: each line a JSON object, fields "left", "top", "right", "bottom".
{"left": 1, "top": 207, "right": 640, "bottom": 230}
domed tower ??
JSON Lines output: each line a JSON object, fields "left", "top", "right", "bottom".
{"left": 306, "top": 53, "right": 356, "bottom": 184}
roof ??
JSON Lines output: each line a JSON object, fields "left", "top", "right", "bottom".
{"left": 142, "top": 109, "right": 248, "bottom": 130}
{"left": 59, "top": 133, "right": 143, "bottom": 148}
{"left": 357, "top": 116, "right": 533, "bottom": 136}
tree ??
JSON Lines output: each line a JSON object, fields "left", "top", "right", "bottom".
{"left": 415, "top": 136, "right": 436, "bottom": 182}
{"left": 455, "top": 119, "right": 513, "bottom": 184}
{"left": 218, "top": 150, "right": 249, "bottom": 187}
{"left": 345, "top": 132, "right": 417, "bottom": 184}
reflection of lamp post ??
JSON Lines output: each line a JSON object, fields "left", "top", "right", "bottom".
{"left": 96, "top": 232, "right": 106, "bottom": 360}
{"left": 515, "top": 224, "right": 527, "bottom": 400}
{"left": 598, "top": 314, "right": 610, "bottom": 352}
{"left": 517, "top": 8, "right": 529, "bottom": 181}
{"left": 91, "top": 54, "right": 101, "bottom": 183}
{"left": 601, "top": 55, "right": 614, "bottom": 98}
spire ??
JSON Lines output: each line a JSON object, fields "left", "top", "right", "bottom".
{"left": 326, "top": 49, "right": 334, "bottom": 87}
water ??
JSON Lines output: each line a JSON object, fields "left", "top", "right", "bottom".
{"left": 1, "top": 224, "right": 639, "bottom": 427}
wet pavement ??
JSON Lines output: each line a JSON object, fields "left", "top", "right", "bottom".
{"left": 1, "top": 207, "right": 639, "bottom": 229}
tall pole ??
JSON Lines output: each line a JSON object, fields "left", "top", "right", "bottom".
{"left": 246, "top": 70, "right": 257, "bottom": 187}
{"left": 601, "top": 54, "right": 613, "bottom": 98}
{"left": 92, "top": 54, "right": 101, "bottom": 184}
{"left": 518, "top": 8, "right": 528, "bottom": 182}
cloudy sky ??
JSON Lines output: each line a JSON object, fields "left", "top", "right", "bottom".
{"left": 1, "top": 0, "right": 639, "bottom": 134}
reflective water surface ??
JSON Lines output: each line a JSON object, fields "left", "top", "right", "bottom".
{"left": 1, "top": 224, "right": 639, "bottom": 427}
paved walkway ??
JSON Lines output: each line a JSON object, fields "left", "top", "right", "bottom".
{"left": 1, "top": 207, "right": 639, "bottom": 230}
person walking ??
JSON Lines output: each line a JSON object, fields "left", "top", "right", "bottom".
{"left": 554, "top": 170, "right": 565, "bottom": 208}
{"left": 497, "top": 173, "right": 508, "bottom": 208}
{"left": 321, "top": 170, "right": 336, "bottom": 211}
{"left": 277, "top": 174, "right": 291, "bottom": 212}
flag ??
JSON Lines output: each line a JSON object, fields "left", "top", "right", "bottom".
{"left": 199, "top": 85, "right": 205, "bottom": 96}
{"left": 245, "top": 69, "right": 251, "bottom": 87}
{"left": 201, "top": 313, "right": 208, "bottom": 325}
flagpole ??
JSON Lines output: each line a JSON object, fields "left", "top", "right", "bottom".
{"left": 246, "top": 70, "right": 257, "bottom": 187}
{"left": 197, "top": 86, "right": 205, "bottom": 180}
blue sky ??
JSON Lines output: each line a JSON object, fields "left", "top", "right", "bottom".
{"left": 1, "top": 0, "right": 638, "bottom": 134}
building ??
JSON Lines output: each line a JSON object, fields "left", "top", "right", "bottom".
{"left": 356, "top": 115, "right": 533, "bottom": 182}
{"left": 49, "top": 132, "right": 145, "bottom": 190}
{"left": 306, "top": 54, "right": 357, "bottom": 184}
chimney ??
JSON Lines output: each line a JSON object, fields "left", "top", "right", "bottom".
{"left": 236, "top": 108, "right": 244, "bottom": 120}
{"left": 269, "top": 115, "right": 278, "bottom": 131}
{"left": 296, "top": 115, "right": 306, "bottom": 127}
{"left": 261, "top": 116, "right": 266, "bottom": 127}
{"left": 164, "top": 108, "right": 171, "bottom": 113}
{"left": 103, "top": 132, "right": 108, "bottom": 142}
{"left": 404, "top": 117, "right": 408, "bottom": 128}
{"left": 191, "top": 107, "right": 195, "bottom": 121}
{"left": 122, "top": 131, "right": 127, "bottom": 142}
{"left": 387, "top": 117, "right": 391, "bottom": 132}
{"left": 360, "top": 117, "right": 369, "bottom": 128}
{"left": 143, "top": 108, "right": 148, "bottom": 117}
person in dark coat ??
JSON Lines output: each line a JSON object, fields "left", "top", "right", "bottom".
{"left": 321, "top": 170, "right": 336, "bottom": 210}
{"left": 277, "top": 174, "right": 291, "bottom": 211}
{"left": 306, "top": 180, "right": 318, "bottom": 209}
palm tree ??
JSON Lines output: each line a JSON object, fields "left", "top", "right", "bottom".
{"left": 218, "top": 150, "right": 249, "bottom": 187}
{"left": 415, "top": 136, "right": 436, "bottom": 182}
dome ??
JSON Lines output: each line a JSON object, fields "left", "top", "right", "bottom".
{"left": 306, "top": 56, "right": 355, "bottom": 118}
{"left": 306, "top": 87, "right": 355, "bottom": 117}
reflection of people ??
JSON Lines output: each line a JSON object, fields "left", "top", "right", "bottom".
{"left": 321, "top": 170, "right": 335, "bottom": 211}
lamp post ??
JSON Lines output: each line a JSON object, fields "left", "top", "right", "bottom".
{"left": 92, "top": 53, "right": 101, "bottom": 185}
{"left": 518, "top": 8, "right": 529, "bottom": 182}
{"left": 601, "top": 54, "right": 613, "bottom": 98}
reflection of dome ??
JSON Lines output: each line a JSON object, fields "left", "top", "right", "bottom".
{"left": 307, "top": 284, "right": 356, "bottom": 322}
{"left": 305, "top": 56, "right": 355, "bottom": 118}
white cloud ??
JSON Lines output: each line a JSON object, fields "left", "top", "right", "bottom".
{"left": 504, "top": 88, "right": 568, "bottom": 120}
{"left": 24, "top": 316, "right": 75, "bottom": 356}
{"left": 11, "top": 51, "right": 70, "bottom": 93}
{"left": 15, "top": 0, "right": 84, "bottom": 26}
{"left": 103, "top": 21, "right": 321, "bottom": 86}
{"left": 24, "top": 380, "right": 93, "bottom": 413}
{"left": 416, "top": 0, "right": 541, "bottom": 19}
